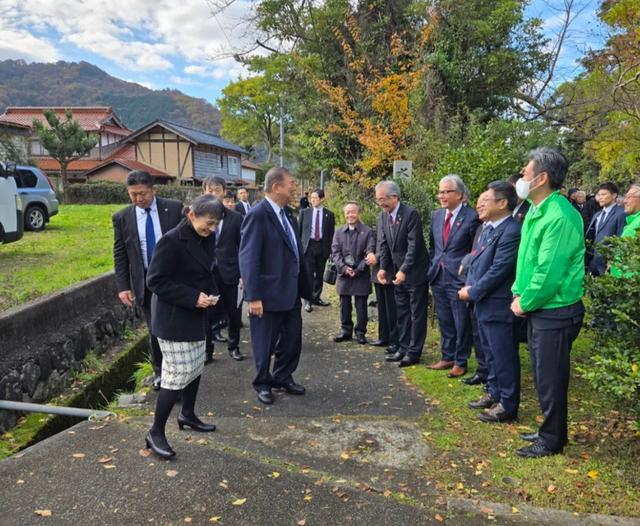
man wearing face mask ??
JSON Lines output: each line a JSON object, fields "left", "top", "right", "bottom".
{"left": 511, "top": 147, "right": 585, "bottom": 459}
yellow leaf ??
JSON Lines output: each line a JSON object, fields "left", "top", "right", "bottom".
{"left": 97, "top": 456, "right": 112, "bottom": 464}
{"left": 587, "top": 470, "right": 598, "bottom": 480}
{"left": 434, "top": 514, "right": 444, "bottom": 522}
{"left": 511, "top": 506, "right": 519, "bottom": 514}
{"left": 271, "top": 472, "right": 281, "bottom": 479}
{"left": 103, "top": 464, "right": 116, "bottom": 469}
{"left": 184, "top": 518, "right": 192, "bottom": 523}
{"left": 340, "top": 452, "right": 350, "bottom": 460}
{"left": 34, "top": 510, "right": 52, "bottom": 517}
{"left": 166, "top": 470, "right": 178, "bottom": 478}
{"left": 209, "top": 517, "right": 222, "bottom": 523}
{"left": 456, "top": 482, "right": 464, "bottom": 490}
{"left": 232, "top": 498, "right": 247, "bottom": 506}
{"left": 303, "top": 495, "right": 312, "bottom": 502}
{"left": 72, "top": 453, "right": 85, "bottom": 459}
{"left": 565, "top": 468, "right": 578, "bottom": 474}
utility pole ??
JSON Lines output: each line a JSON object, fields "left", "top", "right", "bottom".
{"left": 279, "top": 101, "right": 284, "bottom": 168}
{"left": 320, "top": 169, "right": 324, "bottom": 190}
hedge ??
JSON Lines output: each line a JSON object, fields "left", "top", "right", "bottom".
{"left": 64, "top": 181, "right": 200, "bottom": 205}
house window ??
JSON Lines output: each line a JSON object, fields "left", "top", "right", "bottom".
{"left": 228, "top": 156, "right": 240, "bottom": 176}
{"left": 30, "top": 139, "right": 48, "bottom": 156}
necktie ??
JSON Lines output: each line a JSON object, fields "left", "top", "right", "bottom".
{"left": 388, "top": 213, "right": 394, "bottom": 225}
{"left": 280, "top": 209, "right": 299, "bottom": 265}
{"left": 443, "top": 211, "right": 453, "bottom": 245}
{"left": 145, "top": 208, "right": 156, "bottom": 266}
{"left": 314, "top": 209, "right": 320, "bottom": 241}
{"left": 478, "top": 224, "right": 494, "bottom": 247}
{"left": 597, "top": 211, "right": 607, "bottom": 234}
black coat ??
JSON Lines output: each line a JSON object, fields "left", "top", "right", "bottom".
{"left": 214, "top": 208, "right": 242, "bottom": 285}
{"left": 299, "top": 206, "right": 335, "bottom": 260}
{"left": 235, "top": 201, "right": 251, "bottom": 217}
{"left": 112, "top": 197, "right": 183, "bottom": 307}
{"left": 331, "top": 223, "right": 373, "bottom": 296}
{"left": 146, "top": 220, "right": 218, "bottom": 342}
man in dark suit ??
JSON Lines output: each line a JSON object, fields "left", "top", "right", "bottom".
{"left": 585, "top": 182, "right": 627, "bottom": 276}
{"left": 112, "top": 170, "right": 183, "bottom": 390}
{"left": 374, "top": 180, "right": 430, "bottom": 367}
{"left": 508, "top": 173, "right": 531, "bottom": 224}
{"left": 427, "top": 175, "right": 481, "bottom": 377}
{"left": 459, "top": 182, "right": 522, "bottom": 423}
{"left": 239, "top": 167, "right": 312, "bottom": 405}
{"left": 235, "top": 187, "right": 252, "bottom": 216}
{"left": 299, "top": 189, "right": 335, "bottom": 312}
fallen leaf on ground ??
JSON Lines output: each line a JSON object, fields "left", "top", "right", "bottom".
{"left": 480, "top": 506, "right": 493, "bottom": 514}
{"left": 297, "top": 520, "right": 306, "bottom": 526}
{"left": 587, "top": 470, "right": 598, "bottom": 480}
{"left": 102, "top": 464, "right": 116, "bottom": 469}
{"left": 435, "top": 514, "right": 444, "bottom": 522}
{"left": 97, "top": 457, "right": 112, "bottom": 464}
{"left": 303, "top": 495, "right": 312, "bottom": 502}
{"left": 16, "top": 480, "right": 24, "bottom": 485}
{"left": 34, "top": 510, "right": 52, "bottom": 517}
{"left": 270, "top": 472, "right": 280, "bottom": 479}
{"left": 138, "top": 449, "right": 151, "bottom": 458}
{"left": 232, "top": 498, "right": 247, "bottom": 506}
{"left": 196, "top": 439, "right": 208, "bottom": 445}
{"left": 166, "top": 470, "right": 178, "bottom": 478}
{"left": 71, "top": 453, "right": 85, "bottom": 459}
{"left": 547, "top": 485, "right": 557, "bottom": 494}
{"left": 511, "top": 506, "right": 519, "bottom": 513}
{"left": 340, "top": 452, "right": 350, "bottom": 460}
{"left": 209, "top": 517, "right": 222, "bottom": 523}
{"left": 565, "top": 468, "right": 578, "bottom": 474}
{"left": 184, "top": 518, "right": 192, "bottom": 523}
{"left": 219, "top": 481, "right": 229, "bottom": 489}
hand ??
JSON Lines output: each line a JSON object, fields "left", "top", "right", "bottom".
{"left": 458, "top": 286, "right": 471, "bottom": 301}
{"left": 248, "top": 300, "right": 264, "bottom": 318}
{"left": 511, "top": 296, "right": 526, "bottom": 317}
{"left": 377, "top": 269, "right": 387, "bottom": 285}
{"left": 392, "top": 270, "right": 406, "bottom": 285}
{"left": 118, "top": 290, "right": 135, "bottom": 307}
{"left": 365, "top": 253, "right": 377, "bottom": 266}
{"left": 345, "top": 267, "right": 356, "bottom": 277}
{"left": 196, "top": 292, "right": 212, "bottom": 308}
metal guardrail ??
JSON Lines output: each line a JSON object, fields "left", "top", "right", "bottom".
{"left": 0, "top": 400, "right": 115, "bottom": 421}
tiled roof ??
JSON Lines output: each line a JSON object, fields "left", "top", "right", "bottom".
{"left": 241, "top": 159, "right": 260, "bottom": 170}
{"left": 0, "top": 107, "right": 130, "bottom": 133}
{"left": 0, "top": 119, "right": 30, "bottom": 130}
{"left": 84, "top": 158, "right": 172, "bottom": 178}
{"left": 37, "top": 158, "right": 104, "bottom": 172}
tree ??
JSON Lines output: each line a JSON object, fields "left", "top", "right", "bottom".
{"left": 32, "top": 110, "right": 97, "bottom": 197}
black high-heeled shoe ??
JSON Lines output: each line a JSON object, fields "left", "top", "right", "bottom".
{"left": 177, "top": 414, "right": 216, "bottom": 432}
{"left": 145, "top": 431, "right": 176, "bottom": 459}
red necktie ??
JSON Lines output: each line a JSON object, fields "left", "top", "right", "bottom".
{"left": 388, "top": 213, "right": 394, "bottom": 225}
{"left": 443, "top": 211, "right": 453, "bottom": 245}
{"left": 314, "top": 209, "right": 320, "bottom": 241}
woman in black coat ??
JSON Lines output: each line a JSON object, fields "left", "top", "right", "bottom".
{"left": 144, "top": 194, "right": 224, "bottom": 459}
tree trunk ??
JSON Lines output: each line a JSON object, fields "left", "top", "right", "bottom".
{"left": 59, "top": 163, "right": 67, "bottom": 202}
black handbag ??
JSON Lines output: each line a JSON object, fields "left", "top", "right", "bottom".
{"left": 323, "top": 260, "right": 337, "bottom": 285}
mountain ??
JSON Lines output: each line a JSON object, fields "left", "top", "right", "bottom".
{"left": 0, "top": 60, "right": 220, "bottom": 131}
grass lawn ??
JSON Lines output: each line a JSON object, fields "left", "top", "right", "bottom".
{"left": 404, "top": 324, "right": 640, "bottom": 518}
{"left": 0, "top": 204, "right": 123, "bottom": 311}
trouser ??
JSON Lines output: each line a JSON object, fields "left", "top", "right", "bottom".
{"left": 142, "top": 288, "right": 162, "bottom": 376}
{"left": 374, "top": 283, "right": 398, "bottom": 346}
{"left": 470, "top": 305, "right": 488, "bottom": 378}
{"left": 213, "top": 275, "right": 241, "bottom": 351}
{"left": 304, "top": 239, "right": 327, "bottom": 302}
{"left": 339, "top": 295, "right": 368, "bottom": 337}
{"left": 528, "top": 302, "right": 584, "bottom": 452}
{"left": 394, "top": 282, "right": 429, "bottom": 358}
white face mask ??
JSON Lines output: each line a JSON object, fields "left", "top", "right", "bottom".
{"left": 516, "top": 174, "right": 541, "bottom": 200}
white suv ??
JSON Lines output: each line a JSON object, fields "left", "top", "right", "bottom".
{"left": 0, "top": 162, "right": 24, "bottom": 244}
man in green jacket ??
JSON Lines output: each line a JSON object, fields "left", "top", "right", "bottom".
{"left": 511, "top": 147, "right": 585, "bottom": 459}
{"left": 610, "top": 183, "right": 640, "bottom": 278}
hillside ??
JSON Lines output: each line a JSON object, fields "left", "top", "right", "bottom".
{"left": 0, "top": 60, "right": 220, "bottom": 131}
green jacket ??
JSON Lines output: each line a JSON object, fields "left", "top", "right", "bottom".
{"left": 610, "top": 211, "right": 640, "bottom": 278}
{"left": 512, "top": 191, "right": 585, "bottom": 312}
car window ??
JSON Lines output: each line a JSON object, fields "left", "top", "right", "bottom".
{"left": 17, "top": 169, "right": 38, "bottom": 188}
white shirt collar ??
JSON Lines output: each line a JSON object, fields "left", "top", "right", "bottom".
{"left": 445, "top": 203, "right": 463, "bottom": 221}
{"left": 265, "top": 195, "right": 283, "bottom": 216}
{"left": 136, "top": 197, "right": 157, "bottom": 216}
{"left": 389, "top": 202, "right": 401, "bottom": 221}
{"left": 488, "top": 214, "right": 510, "bottom": 229}
{"left": 602, "top": 203, "right": 615, "bottom": 214}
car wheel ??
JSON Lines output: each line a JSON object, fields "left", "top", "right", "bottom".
{"left": 25, "top": 206, "right": 46, "bottom": 231}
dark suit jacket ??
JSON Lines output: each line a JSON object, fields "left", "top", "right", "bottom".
{"left": 586, "top": 204, "right": 627, "bottom": 275}
{"left": 331, "top": 223, "right": 373, "bottom": 296}
{"left": 466, "top": 217, "right": 521, "bottom": 323}
{"left": 235, "top": 201, "right": 251, "bottom": 217}
{"left": 112, "top": 197, "right": 183, "bottom": 308}
{"left": 214, "top": 208, "right": 242, "bottom": 285}
{"left": 378, "top": 202, "right": 429, "bottom": 287}
{"left": 428, "top": 205, "right": 481, "bottom": 286}
{"left": 146, "top": 220, "right": 218, "bottom": 341}
{"left": 512, "top": 200, "right": 530, "bottom": 224}
{"left": 239, "top": 199, "right": 311, "bottom": 311}
{"left": 299, "top": 206, "right": 335, "bottom": 259}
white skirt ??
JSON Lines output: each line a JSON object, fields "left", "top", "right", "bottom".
{"left": 157, "top": 339, "right": 206, "bottom": 390}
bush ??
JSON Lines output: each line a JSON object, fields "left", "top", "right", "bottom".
{"left": 65, "top": 181, "right": 200, "bottom": 205}
{"left": 579, "top": 235, "right": 640, "bottom": 415}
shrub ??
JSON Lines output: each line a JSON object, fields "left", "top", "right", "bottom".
{"left": 65, "top": 181, "right": 200, "bottom": 205}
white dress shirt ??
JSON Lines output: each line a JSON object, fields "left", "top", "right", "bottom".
{"left": 311, "top": 206, "right": 324, "bottom": 239}
{"left": 136, "top": 197, "right": 162, "bottom": 268}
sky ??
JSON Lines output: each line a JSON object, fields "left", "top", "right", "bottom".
{"left": 0, "top": 0, "right": 608, "bottom": 105}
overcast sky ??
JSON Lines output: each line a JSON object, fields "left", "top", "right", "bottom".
{"left": 0, "top": 0, "right": 607, "bottom": 105}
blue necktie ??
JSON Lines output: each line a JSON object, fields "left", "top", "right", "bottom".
{"left": 478, "top": 224, "right": 493, "bottom": 247}
{"left": 145, "top": 208, "right": 156, "bottom": 266}
{"left": 279, "top": 209, "right": 299, "bottom": 265}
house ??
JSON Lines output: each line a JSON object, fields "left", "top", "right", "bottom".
{"left": 84, "top": 119, "right": 248, "bottom": 185}
{"left": 0, "top": 120, "right": 31, "bottom": 161}
{"left": 0, "top": 106, "right": 131, "bottom": 177}
{"left": 241, "top": 159, "right": 260, "bottom": 185}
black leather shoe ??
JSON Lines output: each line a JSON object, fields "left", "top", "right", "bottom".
{"left": 152, "top": 376, "right": 162, "bottom": 391}
{"left": 467, "top": 394, "right": 497, "bottom": 409}
{"left": 273, "top": 381, "right": 306, "bottom": 395}
{"left": 257, "top": 388, "right": 274, "bottom": 404}
{"left": 357, "top": 335, "right": 367, "bottom": 345}
{"left": 313, "top": 299, "right": 331, "bottom": 307}
{"left": 385, "top": 345, "right": 398, "bottom": 355}
{"left": 520, "top": 431, "right": 539, "bottom": 442}
{"left": 369, "top": 339, "right": 388, "bottom": 347}
{"left": 304, "top": 302, "right": 313, "bottom": 313}
{"left": 516, "top": 440, "right": 559, "bottom": 458}
{"left": 213, "top": 333, "right": 228, "bottom": 343}
{"left": 333, "top": 334, "right": 352, "bottom": 342}
{"left": 145, "top": 431, "right": 175, "bottom": 459}
{"left": 477, "top": 402, "right": 517, "bottom": 423}
{"left": 461, "top": 373, "right": 487, "bottom": 385}
{"left": 177, "top": 414, "right": 216, "bottom": 432}
{"left": 398, "top": 354, "right": 420, "bottom": 367}
{"left": 229, "top": 348, "right": 244, "bottom": 361}
{"left": 204, "top": 355, "right": 214, "bottom": 365}
{"left": 385, "top": 351, "right": 404, "bottom": 362}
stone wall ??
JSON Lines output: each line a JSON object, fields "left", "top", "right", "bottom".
{"left": 0, "top": 272, "right": 143, "bottom": 432}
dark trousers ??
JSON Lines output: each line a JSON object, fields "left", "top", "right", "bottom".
{"left": 477, "top": 317, "right": 520, "bottom": 415}
{"left": 213, "top": 275, "right": 241, "bottom": 351}
{"left": 394, "top": 282, "right": 428, "bottom": 358}
{"left": 339, "top": 295, "right": 368, "bottom": 337}
{"left": 304, "top": 239, "right": 327, "bottom": 302}
{"left": 249, "top": 306, "right": 302, "bottom": 390}
{"left": 528, "top": 302, "right": 584, "bottom": 452}
{"left": 470, "top": 306, "right": 488, "bottom": 378}
{"left": 142, "top": 289, "right": 162, "bottom": 376}
{"left": 374, "top": 283, "right": 398, "bottom": 346}
{"left": 431, "top": 273, "right": 472, "bottom": 366}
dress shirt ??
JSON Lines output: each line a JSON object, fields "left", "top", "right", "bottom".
{"left": 241, "top": 200, "right": 250, "bottom": 214}
{"left": 266, "top": 196, "right": 299, "bottom": 260}
{"left": 388, "top": 202, "right": 401, "bottom": 224}
{"left": 136, "top": 197, "right": 162, "bottom": 268}
{"left": 596, "top": 203, "right": 615, "bottom": 232}
{"left": 311, "top": 206, "right": 324, "bottom": 239}
{"left": 487, "top": 214, "right": 510, "bottom": 229}
{"left": 444, "top": 203, "right": 463, "bottom": 227}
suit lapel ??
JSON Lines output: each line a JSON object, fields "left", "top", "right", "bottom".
{"left": 128, "top": 205, "right": 143, "bottom": 263}
{"left": 156, "top": 198, "right": 170, "bottom": 234}
{"left": 470, "top": 220, "right": 509, "bottom": 263}
{"left": 265, "top": 202, "right": 297, "bottom": 256}
{"left": 445, "top": 206, "right": 466, "bottom": 248}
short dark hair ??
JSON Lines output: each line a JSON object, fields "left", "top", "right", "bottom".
{"left": 568, "top": 187, "right": 579, "bottom": 198}
{"left": 264, "top": 167, "right": 292, "bottom": 193}
{"left": 507, "top": 173, "right": 523, "bottom": 186}
{"left": 127, "top": 170, "right": 154, "bottom": 187}
{"left": 527, "top": 147, "right": 568, "bottom": 190}
{"left": 487, "top": 181, "right": 518, "bottom": 211}
{"left": 223, "top": 190, "right": 236, "bottom": 201}
{"left": 190, "top": 194, "right": 224, "bottom": 218}
{"left": 202, "top": 176, "right": 226, "bottom": 190}
{"left": 597, "top": 182, "right": 619, "bottom": 195}
{"left": 312, "top": 188, "right": 325, "bottom": 199}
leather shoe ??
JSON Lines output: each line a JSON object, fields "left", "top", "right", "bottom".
{"left": 229, "top": 348, "right": 244, "bottom": 361}
{"left": 385, "top": 351, "right": 404, "bottom": 362}
{"left": 152, "top": 375, "right": 162, "bottom": 390}
{"left": 333, "top": 334, "right": 352, "bottom": 342}
{"left": 357, "top": 335, "right": 367, "bottom": 345}
{"left": 313, "top": 299, "right": 331, "bottom": 307}
{"left": 213, "top": 333, "right": 228, "bottom": 343}
{"left": 427, "top": 360, "right": 454, "bottom": 370}
{"left": 204, "top": 355, "right": 214, "bottom": 365}
{"left": 385, "top": 345, "right": 398, "bottom": 355}
{"left": 369, "top": 339, "right": 388, "bottom": 347}
{"left": 467, "top": 394, "right": 497, "bottom": 409}
{"left": 516, "top": 440, "right": 559, "bottom": 459}
{"left": 398, "top": 354, "right": 420, "bottom": 367}
{"left": 447, "top": 365, "right": 467, "bottom": 378}
{"left": 257, "top": 388, "right": 274, "bottom": 405}
{"left": 304, "top": 302, "right": 313, "bottom": 313}
{"left": 177, "top": 413, "right": 216, "bottom": 432}
{"left": 145, "top": 431, "right": 175, "bottom": 459}
{"left": 461, "top": 373, "right": 487, "bottom": 385}
{"left": 273, "top": 381, "right": 305, "bottom": 395}
{"left": 478, "top": 403, "right": 517, "bottom": 423}
{"left": 520, "top": 431, "right": 539, "bottom": 442}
